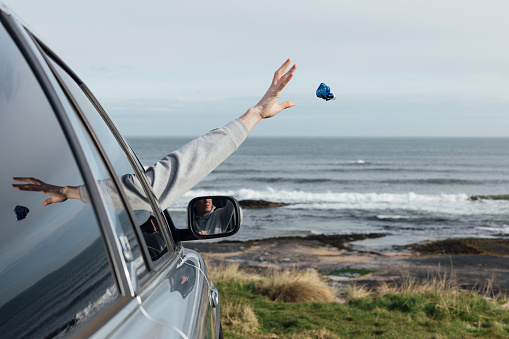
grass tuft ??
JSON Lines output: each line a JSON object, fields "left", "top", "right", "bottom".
{"left": 288, "top": 327, "right": 340, "bottom": 339}
{"left": 222, "top": 301, "right": 259, "bottom": 334}
{"left": 206, "top": 259, "right": 262, "bottom": 286}
{"left": 254, "top": 268, "right": 337, "bottom": 303}
{"left": 342, "top": 283, "right": 372, "bottom": 302}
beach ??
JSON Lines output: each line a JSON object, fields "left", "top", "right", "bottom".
{"left": 184, "top": 235, "right": 509, "bottom": 295}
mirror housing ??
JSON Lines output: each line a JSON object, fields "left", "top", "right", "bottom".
{"left": 172, "top": 196, "right": 242, "bottom": 242}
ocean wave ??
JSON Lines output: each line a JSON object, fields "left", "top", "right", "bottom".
{"left": 328, "top": 167, "right": 477, "bottom": 174}
{"left": 251, "top": 177, "right": 334, "bottom": 184}
{"left": 175, "top": 188, "right": 509, "bottom": 216}
{"left": 347, "top": 160, "right": 368, "bottom": 165}
{"left": 74, "top": 286, "right": 117, "bottom": 322}
{"left": 476, "top": 226, "right": 509, "bottom": 234}
{"left": 185, "top": 189, "right": 468, "bottom": 203}
{"left": 51, "top": 286, "right": 117, "bottom": 338}
{"left": 376, "top": 215, "right": 450, "bottom": 222}
{"left": 380, "top": 178, "right": 492, "bottom": 185}
{"left": 205, "top": 176, "right": 507, "bottom": 186}
{"left": 377, "top": 215, "right": 415, "bottom": 220}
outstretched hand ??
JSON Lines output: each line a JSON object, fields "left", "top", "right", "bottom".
{"left": 240, "top": 59, "right": 297, "bottom": 131}
{"left": 12, "top": 177, "right": 79, "bottom": 206}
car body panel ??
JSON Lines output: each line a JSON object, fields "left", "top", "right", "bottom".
{"left": 89, "top": 247, "right": 216, "bottom": 339}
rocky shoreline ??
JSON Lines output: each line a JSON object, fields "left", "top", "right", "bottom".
{"left": 184, "top": 234, "right": 509, "bottom": 295}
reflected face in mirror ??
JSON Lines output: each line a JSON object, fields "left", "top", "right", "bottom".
{"left": 193, "top": 199, "right": 213, "bottom": 217}
{"left": 191, "top": 197, "right": 235, "bottom": 236}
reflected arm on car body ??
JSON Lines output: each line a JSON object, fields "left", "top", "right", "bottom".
{"left": 11, "top": 59, "right": 297, "bottom": 208}
{"left": 11, "top": 177, "right": 80, "bottom": 206}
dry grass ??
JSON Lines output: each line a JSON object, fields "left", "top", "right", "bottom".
{"left": 379, "top": 265, "right": 508, "bottom": 301}
{"left": 207, "top": 260, "right": 337, "bottom": 303}
{"left": 288, "top": 327, "right": 340, "bottom": 339}
{"left": 341, "top": 264, "right": 509, "bottom": 318}
{"left": 206, "top": 259, "right": 262, "bottom": 286}
{"left": 254, "top": 268, "right": 337, "bottom": 303}
{"left": 382, "top": 265, "right": 461, "bottom": 295}
{"left": 378, "top": 266, "right": 460, "bottom": 297}
{"left": 260, "top": 327, "right": 339, "bottom": 339}
{"left": 221, "top": 301, "right": 259, "bottom": 334}
{"left": 341, "top": 283, "right": 372, "bottom": 302}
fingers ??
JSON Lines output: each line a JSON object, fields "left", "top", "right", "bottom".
{"left": 279, "top": 100, "right": 296, "bottom": 110}
{"left": 12, "top": 177, "right": 41, "bottom": 184}
{"left": 12, "top": 177, "right": 47, "bottom": 191}
{"left": 276, "top": 64, "right": 296, "bottom": 91}
{"left": 12, "top": 183, "right": 41, "bottom": 192}
{"left": 273, "top": 59, "right": 292, "bottom": 85}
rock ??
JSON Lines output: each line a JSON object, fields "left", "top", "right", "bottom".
{"left": 470, "top": 194, "right": 509, "bottom": 201}
{"left": 238, "top": 199, "right": 289, "bottom": 209}
{"left": 408, "top": 238, "right": 509, "bottom": 255}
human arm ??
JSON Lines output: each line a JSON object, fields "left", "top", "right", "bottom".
{"left": 9, "top": 121, "right": 245, "bottom": 211}
{"left": 12, "top": 177, "right": 80, "bottom": 206}
{"left": 146, "top": 59, "right": 297, "bottom": 210}
{"left": 216, "top": 200, "right": 235, "bottom": 232}
{"left": 11, "top": 60, "right": 297, "bottom": 210}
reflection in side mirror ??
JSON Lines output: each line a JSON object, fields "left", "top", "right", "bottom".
{"left": 187, "top": 196, "right": 242, "bottom": 238}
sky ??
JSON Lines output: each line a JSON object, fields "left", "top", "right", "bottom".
{"left": 5, "top": 0, "right": 509, "bottom": 137}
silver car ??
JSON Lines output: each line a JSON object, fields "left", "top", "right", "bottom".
{"left": 0, "top": 4, "right": 241, "bottom": 338}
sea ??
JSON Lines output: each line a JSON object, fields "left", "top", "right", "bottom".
{"left": 128, "top": 137, "right": 509, "bottom": 252}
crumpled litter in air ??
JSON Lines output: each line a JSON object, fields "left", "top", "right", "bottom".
{"left": 316, "top": 83, "right": 335, "bottom": 101}
{"left": 14, "top": 205, "right": 29, "bottom": 221}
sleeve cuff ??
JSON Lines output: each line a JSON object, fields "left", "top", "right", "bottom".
{"left": 78, "top": 185, "right": 90, "bottom": 204}
{"left": 224, "top": 118, "right": 249, "bottom": 148}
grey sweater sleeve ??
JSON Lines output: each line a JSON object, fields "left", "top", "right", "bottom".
{"left": 146, "top": 118, "right": 248, "bottom": 210}
{"left": 80, "top": 119, "right": 249, "bottom": 211}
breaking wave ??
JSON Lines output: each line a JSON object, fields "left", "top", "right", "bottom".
{"left": 174, "top": 188, "right": 508, "bottom": 216}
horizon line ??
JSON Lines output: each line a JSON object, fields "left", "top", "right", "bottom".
{"left": 126, "top": 135, "right": 509, "bottom": 139}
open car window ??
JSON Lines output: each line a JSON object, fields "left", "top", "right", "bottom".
{"left": 39, "top": 44, "right": 175, "bottom": 266}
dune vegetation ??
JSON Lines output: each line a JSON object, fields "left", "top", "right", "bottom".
{"left": 208, "top": 261, "right": 509, "bottom": 338}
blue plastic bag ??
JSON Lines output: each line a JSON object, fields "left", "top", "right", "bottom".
{"left": 14, "top": 205, "right": 29, "bottom": 221}
{"left": 316, "top": 83, "right": 335, "bottom": 101}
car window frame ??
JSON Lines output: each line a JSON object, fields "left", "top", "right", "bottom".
{"left": 31, "top": 32, "right": 182, "bottom": 270}
{"left": 35, "top": 43, "right": 157, "bottom": 272}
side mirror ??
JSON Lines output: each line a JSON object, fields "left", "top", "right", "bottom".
{"left": 171, "top": 196, "right": 242, "bottom": 242}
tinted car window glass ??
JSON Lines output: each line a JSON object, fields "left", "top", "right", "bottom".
{"left": 0, "top": 23, "right": 117, "bottom": 338}
{"left": 43, "top": 54, "right": 153, "bottom": 276}
{"left": 45, "top": 57, "right": 174, "bottom": 260}
{"left": 64, "top": 109, "right": 150, "bottom": 282}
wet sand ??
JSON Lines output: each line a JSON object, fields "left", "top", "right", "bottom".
{"left": 184, "top": 235, "right": 509, "bottom": 294}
